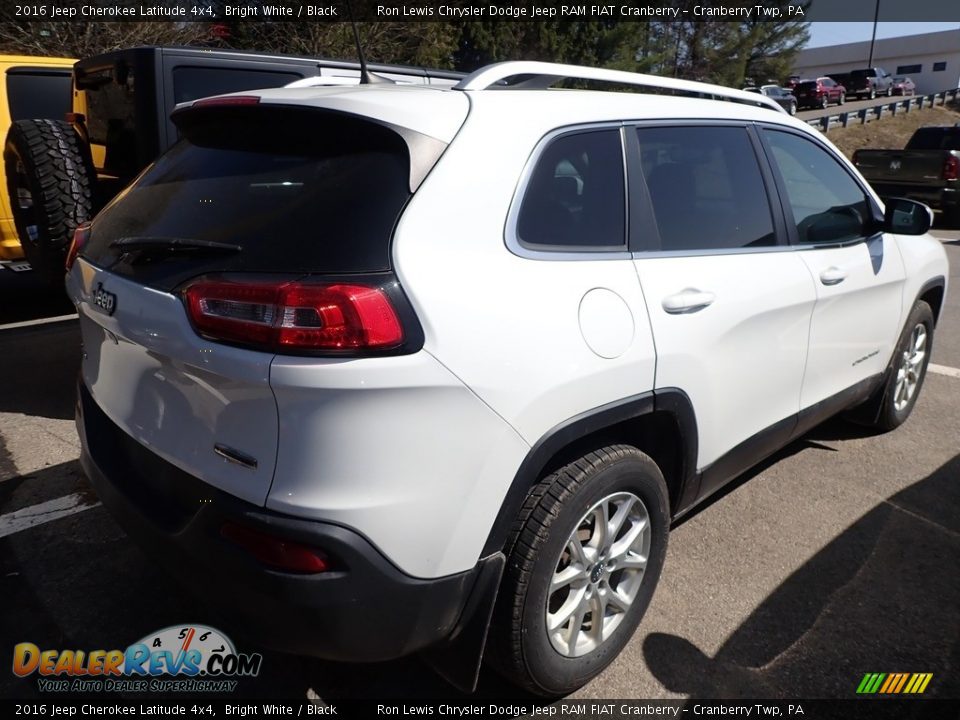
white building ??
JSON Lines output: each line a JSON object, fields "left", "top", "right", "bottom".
{"left": 792, "top": 28, "right": 960, "bottom": 95}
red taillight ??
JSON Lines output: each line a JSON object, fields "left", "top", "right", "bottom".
{"left": 220, "top": 522, "right": 329, "bottom": 574}
{"left": 65, "top": 222, "right": 91, "bottom": 271}
{"left": 944, "top": 156, "right": 959, "bottom": 181}
{"left": 192, "top": 95, "right": 260, "bottom": 108}
{"left": 184, "top": 279, "right": 404, "bottom": 352}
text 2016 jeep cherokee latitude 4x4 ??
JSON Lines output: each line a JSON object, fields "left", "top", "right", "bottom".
{"left": 67, "top": 62, "right": 948, "bottom": 696}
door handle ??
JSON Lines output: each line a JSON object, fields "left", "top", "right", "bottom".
{"left": 662, "top": 288, "right": 716, "bottom": 314}
{"left": 819, "top": 267, "right": 848, "bottom": 286}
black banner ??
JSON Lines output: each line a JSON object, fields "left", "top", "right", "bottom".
{"left": 3, "top": 699, "right": 960, "bottom": 720}
{"left": 3, "top": 0, "right": 960, "bottom": 23}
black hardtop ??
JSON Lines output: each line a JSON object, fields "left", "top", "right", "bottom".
{"left": 74, "top": 45, "right": 464, "bottom": 81}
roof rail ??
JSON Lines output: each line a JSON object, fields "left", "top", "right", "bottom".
{"left": 453, "top": 61, "right": 786, "bottom": 114}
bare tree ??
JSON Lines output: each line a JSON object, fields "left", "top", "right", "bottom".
{"left": 0, "top": 21, "right": 212, "bottom": 59}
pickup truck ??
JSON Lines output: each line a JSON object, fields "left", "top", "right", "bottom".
{"left": 852, "top": 125, "right": 960, "bottom": 227}
{"left": 846, "top": 67, "right": 894, "bottom": 100}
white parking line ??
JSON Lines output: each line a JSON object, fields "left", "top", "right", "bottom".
{"left": 0, "top": 494, "right": 99, "bottom": 539}
{"left": 0, "top": 314, "right": 78, "bottom": 331}
{"left": 929, "top": 363, "right": 960, "bottom": 379}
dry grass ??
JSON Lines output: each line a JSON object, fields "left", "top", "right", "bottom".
{"left": 824, "top": 101, "right": 960, "bottom": 160}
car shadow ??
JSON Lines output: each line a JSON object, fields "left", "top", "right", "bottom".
{"left": 644, "top": 453, "right": 960, "bottom": 699}
{"left": 0, "top": 322, "right": 80, "bottom": 420}
{"left": 0, "top": 459, "right": 526, "bottom": 704}
{"left": 0, "top": 270, "right": 73, "bottom": 326}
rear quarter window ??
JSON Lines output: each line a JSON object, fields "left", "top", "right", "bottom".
{"left": 6, "top": 69, "right": 72, "bottom": 121}
{"left": 516, "top": 128, "right": 626, "bottom": 250}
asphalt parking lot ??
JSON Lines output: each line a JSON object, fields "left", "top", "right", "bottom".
{"left": 1, "top": 230, "right": 958, "bottom": 704}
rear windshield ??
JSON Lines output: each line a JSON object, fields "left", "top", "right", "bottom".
{"left": 907, "top": 127, "right": 960, "bottom": 151}
{"left": 798, "top": 81, "right": 817, "bottom": 90}
{"left": 84, "top": 106, "right": 412, "bottom": 289}
{"left": 6, "top": 69, "right": 72, "bottom": 121}
{"left": 850, "top": 70, "right": 874, "bottom": 79}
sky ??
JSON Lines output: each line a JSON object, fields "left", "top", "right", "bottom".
{"left": 807, "top": 22, "right": 960, "bottom": 48}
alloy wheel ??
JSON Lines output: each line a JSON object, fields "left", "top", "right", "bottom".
{"left": 893, "top": 323, "right": 927, "bottom": 412}
{"left": 546, "top": 491, "right": 650, "bottom": 657}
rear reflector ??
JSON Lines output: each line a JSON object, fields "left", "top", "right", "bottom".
{"left": 65, "top": 222, "right": 91, "bottom": 271}
{"left": 220, "top": 522, "right": 329, "bottom": 574}
{"left": 184, "top": 279, "right": 404, "bottom": 352}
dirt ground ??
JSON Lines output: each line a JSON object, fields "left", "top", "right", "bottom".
{"left": 827, "top": 100, "right": 960, "bottom": 159}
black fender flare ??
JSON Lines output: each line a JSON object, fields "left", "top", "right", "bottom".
{"left": 480, "top": 387, "right": 699, "bottom": 557}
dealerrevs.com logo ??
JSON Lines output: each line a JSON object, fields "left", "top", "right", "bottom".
{"left": 12, "top": 624, "right": 262, "bottom": 693}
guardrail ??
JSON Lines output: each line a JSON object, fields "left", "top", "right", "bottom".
{"left": 807, "top": 88, "right": 960, "bottom": 133}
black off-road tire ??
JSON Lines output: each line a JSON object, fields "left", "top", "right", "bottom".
{"left": 872, "top": 301, "right": 935, "bottom": 431}
{"left": 486, "top": 445, "right": 670, "bottom": 696}
{"left": 4, "top": 119, "right": 95, "bottom": 284}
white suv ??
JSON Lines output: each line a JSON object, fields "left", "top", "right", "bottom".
{"left": 66, "top": 61, "right": 948, "bottom": 696}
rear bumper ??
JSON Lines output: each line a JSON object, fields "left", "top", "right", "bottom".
{"left": 76, "top": 380, "right": 482, "bottom": 662}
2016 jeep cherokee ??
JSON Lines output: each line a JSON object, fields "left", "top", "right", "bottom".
{"left": 66, "top": 61, "right": 949, "bottom": 697}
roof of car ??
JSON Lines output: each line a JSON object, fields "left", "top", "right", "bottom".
{"left": 184, "top": 62, "right": 815, "bottom": 143}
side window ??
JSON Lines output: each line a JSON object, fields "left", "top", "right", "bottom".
{"left": 172, "top": 67, "right": 304, "bottom": 104}
{"left": 6, "top": 70, "right": 72, "bottom": 121}
{"left": 517, "top": 129, "right": 625, "bottom": 249}
{"left": 636, "top": 126, "right": 775, "bottom": 252}
{"left": 764, "top": 130, "right": 871, "bottom": 245}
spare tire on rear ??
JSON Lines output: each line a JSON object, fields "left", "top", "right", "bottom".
{"left": 4, "top": 119, "right": 95, "bottom": 284}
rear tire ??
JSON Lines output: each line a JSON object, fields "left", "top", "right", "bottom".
{"left": 487, "top": 445, "right": 669, "bottom": 696}
{"left": 4, "top": 119, "right": 95, "bottom": 285}
{"left": 944, "top": 206, "right": 960, "bottom": 230}
{"left": 869, "top": 88, "right": 876, "bottom": 100}
{"left": 838, "top": 92, "right": 845, "bottom": 106}
{"left": 871, "top": 301, "right": 934, "bottom": 431}
{"left": 820, "top": 95, "right": 828, "bottom": 109}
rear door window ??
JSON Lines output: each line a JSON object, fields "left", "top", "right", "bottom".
{"left": 635, "top": 125, "right": 776, "bottom": 252}
{"left": 85, "top": 107, "right": 413, "bottom": 290}
{"left": 6, "top": 69, "right": 72, "bottom": 121}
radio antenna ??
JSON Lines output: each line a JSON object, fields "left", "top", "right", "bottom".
{"left": 345, "top": 0, "right": 379, "bottom": 85}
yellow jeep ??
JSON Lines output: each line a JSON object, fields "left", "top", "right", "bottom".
{"left": 0, "top": 55, "right": 76, "bottom": 264}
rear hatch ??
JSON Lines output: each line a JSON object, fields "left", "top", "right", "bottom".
{"left": 70, "top": 101, "right": 446, "bottom": 506}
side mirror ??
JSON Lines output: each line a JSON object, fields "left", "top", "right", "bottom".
{"left": 883, "top": 198, "right": 933, "bottom": 235}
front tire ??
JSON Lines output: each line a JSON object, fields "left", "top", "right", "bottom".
{"left": 873, "top": 301, "right": 934, "bottom": 431}
{"left": 487, "top": 445, "right": 669, "bottom": 696}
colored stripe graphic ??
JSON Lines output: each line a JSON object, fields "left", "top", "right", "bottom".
{"left": 857, "top": 672, "right": 932, "bottom": 694}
